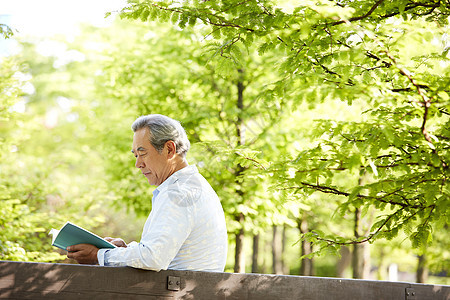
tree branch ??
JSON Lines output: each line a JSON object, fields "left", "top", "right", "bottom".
{"left": 327, "top": 0, "right": 385, "bottom": 26}
{"left": 140, "top": 3, "right": 257, "bottom": 32}
{"left": 234, "top": 152, "right": 267, "bottom": 170}
{"left": 282, "top": 177, "right": 434, "bottom": 209}
{"left": 382, "top": 49, "right": 434, "bottom": 145}
{"left": 379, "top": 1, "right": 442, "bottom": 20}
{"left": 309, "top": 209, "right": 400, "bottom": 246}
{"left": 326, "top": 1, "right": 444, "bottom": 26}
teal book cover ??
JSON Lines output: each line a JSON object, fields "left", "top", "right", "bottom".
{"left": 49, "top": 221, "right": 116, "bottom": 250}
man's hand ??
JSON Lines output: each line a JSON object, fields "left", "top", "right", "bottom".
{"left": 104, "top": 237, "right": 127, "bottom": 248}
{"left": 67, "top": 244, "right": 99, "bottom": 264}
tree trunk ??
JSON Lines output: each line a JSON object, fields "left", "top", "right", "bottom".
{"left": 416, "top": 254, "right": 428, "bottom": 283}
{"left": 272, "top": 225, "right": 283, "bottom": 274}
{"left": 352, "top": 208, "right": 370, "bottom": 279}
{"left": 261, "top": 235, "right": 269, "bottom": 274}
{"left": 236, "top": 68, "right": 245, "bottom": 146}
{"left": 233, "top": 68, "right": 247, "bottom": 273}
{"left": 352, "top": 207, "right": 362, "bottom": 279}
{"left": 298, "top": 217, "right": 314, "bottom": 276}
{"left": 282, "top": 225, "right": 289, "bottom": 274}
{"left": 234, "top": 213, "right": 245, "bottom": 273}
{"left": 336, "top": 246, "right": 351, "bottom": 278}
{"left": 376, "top": 248, "right": 388, "bottom": 281}
{"left": 252, "top": 234, "right": 259, "bottom": 273}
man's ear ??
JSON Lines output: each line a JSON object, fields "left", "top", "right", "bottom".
{"left": 165, "top": 140, "right": 177, "bottom": 158}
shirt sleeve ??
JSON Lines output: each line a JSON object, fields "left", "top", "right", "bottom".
{"left": 99, "top": 189, "right": 193, "bottom": 271}
{"left": 97, "top": 248, "right": 109, "bottom": 266}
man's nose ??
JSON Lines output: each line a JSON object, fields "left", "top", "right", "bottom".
{"left": 135, "top": 157, "right": 144, "bottom": 168}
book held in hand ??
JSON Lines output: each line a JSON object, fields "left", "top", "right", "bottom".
{"left": 49, "top": 221, "right": 116, "bottom": 250}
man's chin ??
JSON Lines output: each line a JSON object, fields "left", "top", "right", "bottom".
{"left": 146, "top": 178, "right": 157, "bottom": 186}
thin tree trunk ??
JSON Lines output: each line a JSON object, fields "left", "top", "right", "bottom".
{"left": 282, "top": 225, "right": 289, "bottom": 274}
{"left": 352, "top": 173, "right": 372, "bottom": 279}
{"left": 352, "top": 207, "right": 362, "bottom": 279}
{"left": 376, "top": 248, "right": 387, "bottom": 280}
{"left": 234, "top": 213, "right": 245, "bottom": 273}
{"left": 417, "top": 254, "right": 428, "bottom": 283}
{"left": 336, "top": 246, "right": 351, "bottom": 278}
{"left": 298, "top": 216, "right": 313, "bottom": 276}
{"left": 261, "top": 235, "right": 268, "bottom": 274}
{"left": 352, "top": 208, "right": 371, "bottom": 279}
{"left": 252, "top": 234, "right": 259, "bottom": 273}
{"left": 236, "top": 68, "right": 245, "bottom": 146}
{"left": 272, "top": 225, "right": 283, "bottom": 274}
{"left": 234, "top": 69, "right": 247, "bottom": 273}
{"left": 363, "top": 241, "right": 371, "bottom": 278}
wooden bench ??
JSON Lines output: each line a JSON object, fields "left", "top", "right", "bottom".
{"left": 1, "top": 261, "right": 448, "bottom": 299}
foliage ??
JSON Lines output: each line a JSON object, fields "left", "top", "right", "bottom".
{"left": 0, "top": 39, "right": 126, "bottom": 261}
{"left": 1, "top": 0, "right": 448, "bottom": 279}
{"left": 119, "top": 0, "right": 450, "bottom": 270}
{"left": 77, "top": 19, "right": 293, "bottom": 237}
{"left": 0, "top": 57, "right": 61, "bottom": 261}
{"left": 0, "top": 24, "right": 14, "bottom": 39}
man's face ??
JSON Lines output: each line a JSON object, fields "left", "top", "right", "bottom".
{"left": 132, "top": 127, "right": 170, "bottom": 186}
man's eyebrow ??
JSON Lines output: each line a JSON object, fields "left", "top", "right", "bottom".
{"left": 131, "top": 147, "right": 146, "bottom": 153}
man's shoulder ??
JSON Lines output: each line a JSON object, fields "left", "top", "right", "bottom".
{"left": 162, "top": 176, "right": 201, "bottom": 206}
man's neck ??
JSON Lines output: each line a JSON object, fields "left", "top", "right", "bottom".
{"left": 173, "top": 160, "right": 188, "bottom": 173}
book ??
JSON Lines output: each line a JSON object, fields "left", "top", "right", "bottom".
{"left": 49, "top": 221, "right": 116, "bottom": 250}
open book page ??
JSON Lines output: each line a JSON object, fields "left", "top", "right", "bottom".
{"left": 49, "top": 229, "right": 60, "bottom": 245}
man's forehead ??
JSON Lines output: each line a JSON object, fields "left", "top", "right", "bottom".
{"left": 132, "top": 128, "right": 150, "bottom": 150}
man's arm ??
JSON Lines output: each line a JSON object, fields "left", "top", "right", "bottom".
{"left": 104, "top": 237, "right": 127, "bottom": 248}
{"left": 95, "top": 191, "right": 192, "bottom": 270}
{"left": 67, "top": 244, "right": 99, "bottom": 264}
{"left": 67, "top": 238, "right": 127, "bottom": 265}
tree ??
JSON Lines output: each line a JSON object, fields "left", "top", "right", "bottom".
{"left": 79, "top": 17, "right": 307, "bottom": 272}
{"left": 3, "top": 1, "right": 448, "bottom": 280}
{"left": 0, "top": 55, "right": 65, "bottom": 262}
{"left": 298, "top": 213, "right": 314, "bottom": 276}
{"left": 0, "top": 29, "right": 141, "bottom": 262}
{"left": 118, "top": 0, "right": 450, "bottom": 273}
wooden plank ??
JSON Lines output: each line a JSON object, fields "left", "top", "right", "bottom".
{"left": 0, "top": 261, "right": 174, "bottom": 299}
{"left": 0, "top": 261, "right": 449, "bottom": 299}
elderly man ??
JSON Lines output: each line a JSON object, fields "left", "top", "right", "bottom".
{"left": 67, "top": 114, "right": 228, "bottom": 272}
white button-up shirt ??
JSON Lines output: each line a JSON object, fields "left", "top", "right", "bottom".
{"left": 97, "top": 165, "right": 228, "bottom": 271}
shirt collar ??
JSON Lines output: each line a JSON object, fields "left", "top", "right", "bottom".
{"left": 152, "top": 165, "right": 198, "bottom": 198}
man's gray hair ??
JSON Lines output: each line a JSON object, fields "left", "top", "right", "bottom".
{"left": 132, "top": 114, "right": 190, "bottom": 157}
